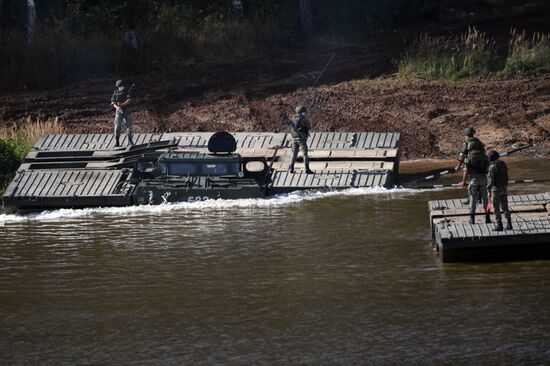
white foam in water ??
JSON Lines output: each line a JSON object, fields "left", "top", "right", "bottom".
{"left": 0, "top": 186, "right": 426, "bottom": 224}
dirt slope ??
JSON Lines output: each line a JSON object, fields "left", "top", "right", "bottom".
{"left": 1, "top": 41, "right": 549, "bottom": 159}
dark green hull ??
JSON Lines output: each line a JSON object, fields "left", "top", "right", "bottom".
{"left": 132, "top": 182, "right": 267, "bottom": 205}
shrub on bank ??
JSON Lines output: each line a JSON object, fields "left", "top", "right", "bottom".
{"left": 503, "top": 30, "right": 550, "bottom": 75}
{"left": 398, "top": 27, "right": 498, "bottom": 81}
{"left": 398, "top": 28, "right": 550, "bottom": 81}
{"left": 0, "top": 118, "right": 64, "bottom": 192}
{"left": 0, "top": 139, "right": 22, "bottom": 193}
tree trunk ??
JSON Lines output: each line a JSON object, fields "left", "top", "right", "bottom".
{"left": 231, "top": 0, "right": 244, "bottom": 21}
{"left": 298, "top": 0, "right": 313, "bottom": 37}
{"left": 27, "top": 0, "right": 36, "bottom": 46}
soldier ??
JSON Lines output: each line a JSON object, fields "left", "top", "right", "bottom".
{"left": 457, "top": 127, "right": 491, "bottom": 224}
{"left": 111, "top": 79, "right": 134, "bottom": 147}
{"left": 487, "top": 150, "right": 512, "bottom": 231}
{"left": 455, "top": 127, "right": 484, "bottom": 171}
{"left": 288, "top": 105, "right": 313, "bottom": 174}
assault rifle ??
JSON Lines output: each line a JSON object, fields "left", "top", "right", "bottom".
{"left": 288, "top": 118, "right": 309, "bottom": 140}
{"left": 112, "top": 83, "right": 135, "bottom": 114}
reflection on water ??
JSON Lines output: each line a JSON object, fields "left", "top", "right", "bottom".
{"left": 1, "top": 161, "right": 550, "bottom": 365}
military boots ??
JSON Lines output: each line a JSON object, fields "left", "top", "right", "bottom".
{"left": 469, "top": 213, "right": 475, "bottom": 224}
{"left": 485, "top": 212, "right": 492, "bottom": 224}
{"left": 493, "top": 220, "right": 503, "bottom": 231}
{"left": 304, "top": 156, "right": 313, "bottom": 174}
{"left": 506, "top": 218, "right": 513, "bottom": 230}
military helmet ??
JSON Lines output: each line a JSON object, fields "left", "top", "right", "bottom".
{"left": 464, "top": 127, "right": 476, "bottom": 136}
{"left": 487, "top": 149, "right": 500, "bottom": 162}
{"left": 115, "top": 79, "right": 124, "bottom": 87}
{"left": 295, "top": 105, "right": 306, "bottom": 114}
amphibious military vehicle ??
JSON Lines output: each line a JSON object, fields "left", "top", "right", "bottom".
{"left": 131, "top": 132, "right": 271, "bottom": 204}
{"left": 1, "top": 131, "right": 401, "bottom": 213}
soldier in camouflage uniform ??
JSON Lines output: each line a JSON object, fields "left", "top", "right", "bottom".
{"left": 288, "top": 105, "right": 313, "bottom": 174}
{"left": 457, "top": 127, "right": 491, "bottom": 224}
{"left": 487, "top": 150, "right": 512, "bottom": 231}
{"left": 111, "top": 79, "right": 134, "bottom": 147}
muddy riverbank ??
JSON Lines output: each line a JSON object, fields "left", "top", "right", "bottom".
{"left": 1, "top": 44, "right": 548, "bottom": 160}
{"left": 0, "top": 75, "right": 550, "bottom": 159}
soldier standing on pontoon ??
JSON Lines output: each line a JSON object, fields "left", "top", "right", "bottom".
{"left": 288, "top": 105, "right": 313, "bottom": 174}
{"left": 487, "top": 150, "right": 513, "bottom": 231}
{"left": 111, "top": 79, "right": 135, "bottom": 147}
{"left": 457, "top": 127, "right": 490, "bottom": 224}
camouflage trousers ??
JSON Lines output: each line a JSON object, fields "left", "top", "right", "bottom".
{"left": 468, "top": 174, "right": 488, "bottom": 214}
{"left": 490, "top": 189, "right": 511, "bottom": 222}
{"left": 114, "top": 109, "right": 134, "bottom": 145}
{"left": 289, "top": 138, "right": 310, "bottom": 169}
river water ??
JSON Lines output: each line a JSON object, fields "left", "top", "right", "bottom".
{"left": 1, "top": 160, "right": 549, "bottom": 365}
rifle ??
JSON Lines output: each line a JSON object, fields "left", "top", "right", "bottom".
{"left": 288, "top": 116, "right": 309, "bottom": 140}
{"left": 113, "top": 83, "right": 135, "bottom": 115}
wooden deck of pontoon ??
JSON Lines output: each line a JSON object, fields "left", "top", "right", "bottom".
{"left": 429, "top": 193, "right": 550, "bottom": 262}
{"left": 2, "top": 132, "right": 401, "bottom": 211}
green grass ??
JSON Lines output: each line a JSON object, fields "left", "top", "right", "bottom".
{"left": 398, "top": 27, "right": 498, "bottom": 81}
{"left": 0, "top": 138, "right": 23, "bottom": 193}
{"left": 502, "top": 29, "right": 550, "bottom": 75}
{"left": 0, "top": 118, "right": 64, "bottom": 192}
{"left": 398, "top": 27, "right": 550, "bottom": 81}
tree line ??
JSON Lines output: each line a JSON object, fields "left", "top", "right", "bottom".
{"left": 0, "top": 0, "right": 441, "bottom": 90}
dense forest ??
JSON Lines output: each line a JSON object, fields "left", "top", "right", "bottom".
{"left": 1, "top": 0, "right": 548, "bottom": 91}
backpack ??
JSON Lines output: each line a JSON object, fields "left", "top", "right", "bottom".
{"left": 467, "top": 150, "right": 489, "bottom": 174}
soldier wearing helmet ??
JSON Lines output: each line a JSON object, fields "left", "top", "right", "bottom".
{"left": 457, "top": 127, "right": 490, "bottom": 224}
{"left": 487, "top": 150, "right": 512, "bottom": 231}
{"left": 111, "top": 79, "right": 135, "bottom": 147}
{"left": 456, "top": 127, "right": 485, "bottom": 169}
{"left": 288, "top": 105, "right": 313, "bottom": 174}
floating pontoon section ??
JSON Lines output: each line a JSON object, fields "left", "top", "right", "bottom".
{"left": 429, "top": 193, "right": 550, "bottom": 262}
{"left": 2, "top": 131, "right": 400, "bottom": 212}
{"left": 285, "top": 132, "right": 400, "bottom": 150}
{"left": 171, "top": 131, "right": 401, "bottom": 189}
{"left": 3, "top": 169, "right": 132, "bottom": 210}
{"left": 270, "top": 170, "right": 391, "bottom": 194}
{"left": 34, "top": 133, "right": 166, "bottom": 151}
